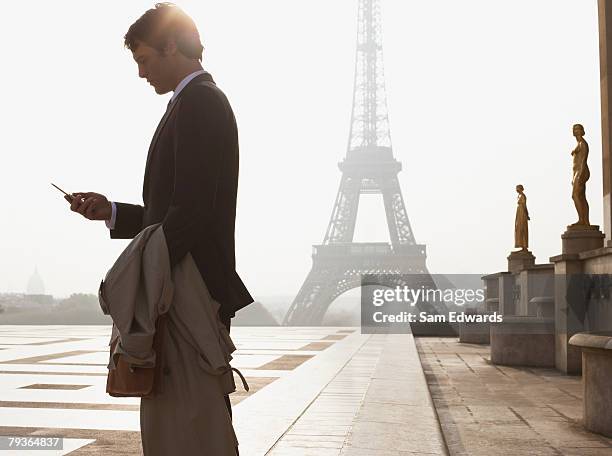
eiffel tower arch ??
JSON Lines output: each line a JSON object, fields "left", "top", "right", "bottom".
{"left": 283, "top": 0, "right": 431, "bottom": 326}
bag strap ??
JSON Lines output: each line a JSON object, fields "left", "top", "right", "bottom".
{"left": 231, "top": 367, "right": 250, "bottom": 392}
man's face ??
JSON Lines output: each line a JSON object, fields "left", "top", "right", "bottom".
{"left": 132, "top": 40, "right": 175, "bottom": 95}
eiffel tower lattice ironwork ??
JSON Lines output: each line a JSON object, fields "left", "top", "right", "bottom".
{"left": 283, "top": 0, "right": 430, "bottom": 325}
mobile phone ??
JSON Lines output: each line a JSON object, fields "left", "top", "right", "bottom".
{"left": 51, "top": 182, "right": 74, "bottom": 203}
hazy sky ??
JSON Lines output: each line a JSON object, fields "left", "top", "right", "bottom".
{"left": 0, "top": 0, "right": 603, "bottom": 301}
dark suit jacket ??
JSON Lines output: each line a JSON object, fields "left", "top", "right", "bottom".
{"left": 110, "top": 71, "right": 253, "bottom": 319}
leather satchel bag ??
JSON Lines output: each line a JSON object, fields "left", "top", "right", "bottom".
{"left": 106, "top": 314, "right": 167, "bottom": 398}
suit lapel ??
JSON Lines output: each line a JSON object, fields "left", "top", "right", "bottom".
{"left": 142, "top": 72, "right": 215, "bottom": 197}
{"left": 143, "top": 99, "right": 180, "bottom": 183}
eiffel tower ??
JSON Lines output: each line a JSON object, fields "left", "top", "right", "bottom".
{"left": 283, "top": 0, "right": 430, "bottom": 325}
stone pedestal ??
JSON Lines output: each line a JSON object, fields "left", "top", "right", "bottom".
{"left": 498, "top": 273, "right": 517, "bottom": 316}
{"left": 490, "top": 316, "right": 555, "bottom": 367}
{"left": 549, "top": 255, "right": 586, "bottom": 374}
{"left": 569, "top": 332, "right": 612, "bottom": 437}
{"left": 507, "top": 249, "right": 536, "bottom": 273}
{"left": 516, "top": 264, "right": 554, "bottom": 316}
{"left": 562, "top": 225, "right": 604, "bottom": 255}
{"left": 481, "top": 274, "right": 499, "bottom": 312}
{"left": 481, "top": 272, "right": 516, "bottom": 316}
{"left": 551, "top": 226, "right": 604, "bottom": 375}
{"left": 581, "top": 246, "right": 612, "bottom": 331}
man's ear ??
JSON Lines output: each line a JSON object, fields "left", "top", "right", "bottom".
{"left": 163, "top": 39, "right": 178, "bottom": 56}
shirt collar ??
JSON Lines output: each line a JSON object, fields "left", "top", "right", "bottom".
{"left": 170, "top": 69, "right": 207, "bottom": 104}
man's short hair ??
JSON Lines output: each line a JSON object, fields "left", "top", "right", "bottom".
{"left": 124, "top": 2, "right": 204, "bottom": 61}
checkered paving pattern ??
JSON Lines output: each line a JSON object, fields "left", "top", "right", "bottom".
{"left": 0, "top": 326, "right": 360, "bottom": 455}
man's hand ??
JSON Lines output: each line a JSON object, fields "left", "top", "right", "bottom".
{"left": 69, "top": 192, "right": 112, "bottom": 221}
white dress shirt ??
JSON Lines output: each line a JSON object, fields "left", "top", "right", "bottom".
{"left": 105, "top": 69, "right": 207, "bottom": 230}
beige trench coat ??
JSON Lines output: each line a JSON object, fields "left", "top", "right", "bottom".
{"left": 98, "top": 223, "right": 242, "bottom": 455}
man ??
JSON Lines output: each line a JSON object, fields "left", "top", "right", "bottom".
{"left": 68, "top": 2, "right": 253, "bottom": 420}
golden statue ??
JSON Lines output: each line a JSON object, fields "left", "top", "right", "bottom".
{"left": 514, "top": 184, "right": 530, "bottom": 250}
{"left": 571, "top": 123, "right": 591, "bottom": 226}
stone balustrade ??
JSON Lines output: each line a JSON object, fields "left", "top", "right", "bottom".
{"left": 569, "top": 331, "right": 612, "bottom": 437}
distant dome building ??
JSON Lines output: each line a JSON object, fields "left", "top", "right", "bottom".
{"left": 26, "top": 267, "right": 45, "bottom": 295}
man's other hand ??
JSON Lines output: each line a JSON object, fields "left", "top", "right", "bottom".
{"left": 69, "top": 192, "right": 112, "bottom": 221}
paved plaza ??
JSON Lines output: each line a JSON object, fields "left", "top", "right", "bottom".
{"left": 417, "top": 338, "right": 612, "bottom": 456}
{"left": 1, "top": 327, "right": 611, "bottom": 455}
{"left": 0, "top": 326, "right": 447, "bottom": 455}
